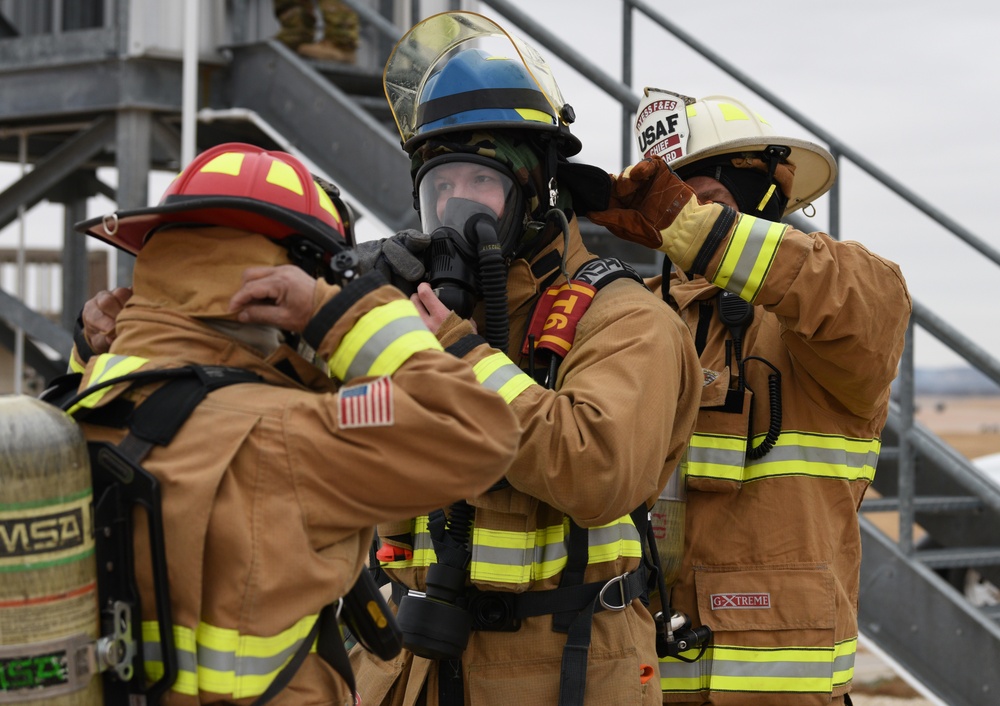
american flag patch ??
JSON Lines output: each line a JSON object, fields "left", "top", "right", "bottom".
{"left": 338, "top": 377, "right": 394, "bottom": 429}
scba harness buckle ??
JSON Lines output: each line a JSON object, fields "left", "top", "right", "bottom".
{"left": 468, "top": 591, "right": 520, "bottom": 632}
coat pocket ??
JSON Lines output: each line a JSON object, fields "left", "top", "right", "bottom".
{"left": 678, "top": 564, "right": 841, "bottom": 702}
{"left": 685, "top": 385, "right": 753, "bottom": 493}
{"left": 694, "top": 564, "right": 836, "bottom": 633}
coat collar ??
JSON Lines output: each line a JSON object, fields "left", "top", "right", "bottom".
{"left": 112, "top": 307, "right": 334, "bottom": 393}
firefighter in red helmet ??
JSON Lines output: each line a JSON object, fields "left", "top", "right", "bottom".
{"left": 71, "top": 143, "right": 520, "bottom": 705}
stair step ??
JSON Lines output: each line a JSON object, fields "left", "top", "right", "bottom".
{"left": 980, "top": 603, "right": 1000, "bottom": 621}
{"left": 916, "top": 547, "right": 1000, "bottom": 569}
{"left": 860, "top": 495, "right": 983, "bottom": 513}
{"left": 350, "top": 94, "right": 394, "bottom": 119}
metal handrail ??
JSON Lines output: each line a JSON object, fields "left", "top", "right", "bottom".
{"left": 467, "top": 0, "right": 1000, "bottom": 565}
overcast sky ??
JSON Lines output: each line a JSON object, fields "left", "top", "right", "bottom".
{"left": 2, "top": 0, "right": 997, "bottom": 371}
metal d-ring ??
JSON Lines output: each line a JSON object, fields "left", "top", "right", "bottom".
{"left": 101, "top": 212, "right": 119, "bottom": 236}
{"left": 598, "top": 572, "right": 630, "bottom": 611}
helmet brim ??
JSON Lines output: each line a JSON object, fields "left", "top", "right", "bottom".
{"left": 75, "top": 195, "right": 346, "bottom": 256}
{"left": 671, "top": 136, "right": 837, "bottom": 216}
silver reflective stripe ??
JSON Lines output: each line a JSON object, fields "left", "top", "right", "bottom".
{"left": 142, "top": 635, "right": 307, "bottom": 678}
{"left": 142, "top": 641, "right": 198, "bottom": 675}
{"left": 711, "top": 658, "right": 832, "bottom": 679}
{"left": 472, "top": 538, "right": 569, "bottom": 569}
{"left": 833, "top": 650, "right": 856, "bottom": 675}
{"left": 479, "top": 361, "right": 525, "bottom": 395}
{"left": 727, "top": 217, "right": 779, "bottom": 293}
{"left": 588, "top": 522, "right": 640, "bottom": 547}
{"left": 753, "top": 443, "right": 877, "bottom": 469}
{"left": 688, "top": 445, "right": 745, "bottom": 466}
{"left": 345, "top": 316, "right": 431, "bottom": 380}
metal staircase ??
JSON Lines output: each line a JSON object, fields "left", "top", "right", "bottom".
{"left": 2, "top": 0, "right": 999, "bottom": 702}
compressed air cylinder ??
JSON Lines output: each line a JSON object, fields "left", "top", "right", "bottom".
{"left": 650, "top": 462, "right": 686, "bottom": 588}
{"left": 0, "top": 395, "right": 102, "bottom": 704}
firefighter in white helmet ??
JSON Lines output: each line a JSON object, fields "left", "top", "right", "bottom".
{"left": 70, "top": 142, "right": 521, "bottom": 705}
{"left": 589, "top": 90, "right": 912, "bottom": 706}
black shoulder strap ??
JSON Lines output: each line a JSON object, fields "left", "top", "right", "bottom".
{"left": 573, "top": 257, "right": 647, "bottom": 292}
{"left": 61, "top": 365, "right": 262, "bottom": 463}
{"left": 118, "top": 366, "right": 263, "bottom": 464}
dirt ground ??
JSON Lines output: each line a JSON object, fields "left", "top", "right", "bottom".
{"left": 850, "top": 395, "right": 1000, "bottom": 706}
{"left": 915, "top": 394, "right": 1000, "bottom": 458}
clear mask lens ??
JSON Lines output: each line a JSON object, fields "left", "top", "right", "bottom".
{"left": 418, "top": 161, "right": 517, "bottom": 245}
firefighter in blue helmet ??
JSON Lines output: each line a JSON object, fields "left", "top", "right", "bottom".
{"left": 348, "top": 12, "right": 701, "bottom": 706}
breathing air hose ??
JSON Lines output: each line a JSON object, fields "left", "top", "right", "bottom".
{"left": 469, "top": 214, "right": 509, "bottom": 352}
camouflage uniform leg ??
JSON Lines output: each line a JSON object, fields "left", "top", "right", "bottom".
{"left": 273, "top": 0, "right": 317, "bottom": 49}
{"left": 318, "top": 0, "right": 359, "bottom": 51}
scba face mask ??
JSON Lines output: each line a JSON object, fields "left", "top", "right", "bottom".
{"left": 416, "top": 155, "right": 524, "bottom": 263}
{"left": 414, "top": 156, "right": 522, "bottom": 345}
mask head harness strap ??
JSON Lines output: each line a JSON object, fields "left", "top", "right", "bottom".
{"left": 678, "top": 146, "right": 791, "bottom": 221}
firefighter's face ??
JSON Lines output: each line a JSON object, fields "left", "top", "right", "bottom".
{"left": 686, "top": 176, "right": 739, "bottom": 211}
{"left": 428, "top": 162, "right": 510, "bottom": 223}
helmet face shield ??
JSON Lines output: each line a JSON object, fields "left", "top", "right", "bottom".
{"left": 416, "top": 155, "right": 523, "bottom": 259}
{"left": 383, "top": 11, "right": 579, "bottom": 155}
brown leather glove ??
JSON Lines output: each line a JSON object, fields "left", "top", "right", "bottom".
{"left": 587, "top": 158, "right": 731, "bottom": 272}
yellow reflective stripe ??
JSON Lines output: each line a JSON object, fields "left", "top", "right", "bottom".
{"left": 142, "top": 622, "right": 200, "bottom": 696}
{"left": 327, "top": 300, "right": 443, "bottom": 381}
{"left": 686, "top": 432, "right": 881, "bottom": 484}
{"left": 142, "top": 615, "right": 318, "bottom": 698}
{"left": 833, "top": 637, "right": 857, "bottom": 687}
{"left": 587, "top": 516, "right": 642, "bottom": 564}
{"left": 711, "top": 214, "right": 786, "bottom": 302}
{"left": 380, "top": 515, "right": 433, "bottom": 570}
{"left": 744, "top": 433, "right": 880, "bottom": 483}
{"left": 68, "top": 352, "right": 86, "bottom": 374}
{"left": 67, "top": 354, "right": 149, "bottom": 415}
{"left": 384, "top": 515, "right": 640, "bottom": 586}
{"left": 756, "top": 184, "right": 777, "bottom": 212}
{"left": 472, "top": 352, "right": 535, "bottom": 404}
{"left": 686, "top": 433, "right": 746, "bottom": 482}
{"left": 660, "top": 638, "right": 857, "bottom": 695}
{"left": 515, "top": 108, "right": 556, "bottom": 125}
{"left": 469, "top": 518, "right": 639, "bottom": 584}
{"left": 470, "top": 522, "right": 569, "bottom": 583}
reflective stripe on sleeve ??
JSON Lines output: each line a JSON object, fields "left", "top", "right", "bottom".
{"left": 142, "top": 614, "right": 318, "bottom": 698}
{"left": 472, "top": 352, "right": 535, "bottom": 404}
{"left": 659, "top": 637, "right": 856, "bottom": 695}
{"left": 711, "top": 214, "right": 787, "bottom": 302}
{"left": 327, "top": 299, "right": 443, "bottom": 381}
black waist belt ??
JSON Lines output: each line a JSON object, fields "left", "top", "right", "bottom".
{"left": 390, "top": 565, "right": 647, "bottom": 633}
{"left": 391, "top": 566, "right": 648, "bottom": 706}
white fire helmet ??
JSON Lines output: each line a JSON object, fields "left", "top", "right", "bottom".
{"left": 633, "top": 88, "right": 837, "bottom": 216}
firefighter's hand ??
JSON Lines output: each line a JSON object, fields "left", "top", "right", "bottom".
{"left": 586, "top": 158, "right": 729, "bottom": 272}
{"left": 410, "top": 282, "right": 453, "bottom": 334}
{"left": 229, "top": 265, "right": 319, "bottom": 333}
{"left": 410, "top": 282, "right": 478, "bottom": 336}
{"left": 81, "top": 287, "right": 133, "bottom": 353}
{"left": 356, "top": 229, "right": 432, "bottom": 296}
